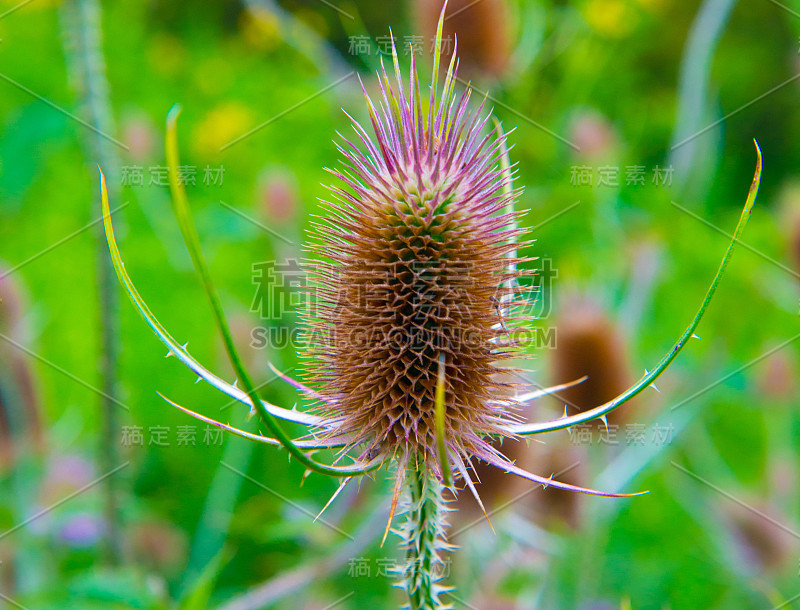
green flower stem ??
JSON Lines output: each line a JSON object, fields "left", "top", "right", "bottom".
{"left": 398, "top": 457, "right": 451, "bottom": 610}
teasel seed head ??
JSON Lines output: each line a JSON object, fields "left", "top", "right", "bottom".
{"left": 94, "top": 7, "right": 762, "bottom": 605}
{"left": 302, "top": 31, "right": 529, "bottom": 477}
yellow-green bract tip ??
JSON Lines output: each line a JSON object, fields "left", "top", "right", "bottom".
{"left": 167, "top": 103, "right": 182, "bottom": 123}
{"left": 434, "top": 352, "right": 452, "bottom": 487}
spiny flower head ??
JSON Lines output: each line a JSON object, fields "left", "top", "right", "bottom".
{"left": 302, "top": 29, "right": 529, "bottom": 475}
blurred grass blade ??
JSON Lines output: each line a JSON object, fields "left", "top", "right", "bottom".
{"left": 179, "top": 547, "right": 231, "bottom": 610}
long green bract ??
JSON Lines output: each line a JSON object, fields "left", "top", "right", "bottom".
{"left": 163, "top": 105, "right": 379, "bottom": 477}
{"left": 434, "top": 353, "right": 451, "bottom": 488}
{"left": 511, "top": 140, "right": 762, "bottom": 436}
{"left": 99, "top": 174, "right": 322, "bottom": 427}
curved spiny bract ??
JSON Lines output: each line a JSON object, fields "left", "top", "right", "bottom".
{"left": 303, "top": 42, "right": 528, "bottom": 476}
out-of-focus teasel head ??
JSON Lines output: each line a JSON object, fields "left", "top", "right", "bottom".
{"left": 754, "top": 345, "right": 796, "bottom": 402}
{"left": 128, "top": 519, "right": 188, "bottom": 576}
{"left": 525, "top": 440, "right": 587, "bottom": 530}
{"left": 550, "top": 296, "right": 636, "bottom": 427}
{"left": 721, "top": 496, "right": 795, "bottom": 574}
{"left": 0, "top": 263, "right": 45, "bottom": 468}
{"left": 121, "top": 111, "right": 157, "bottom": 162}
{"left": 0, "top": 264, "right": 23, "bottom": 335}
{"left": 776, "top": 179, "right": 800, "bottom": 277}
{"left": 257, "top": 166, "right": 299, "bottom": 226}
{"left": 99, "top": 2, "right": 762, "bottom": 606}
{"left": 216, "top": 310, "right": 267, "bottom": 379}
{"left": 567, "top": 108, "right": 619, "bottom": 161}
{"left": 414, "top": 0, "right": 512, "bottom": 80}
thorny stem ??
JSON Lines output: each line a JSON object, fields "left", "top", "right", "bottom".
{"left": 61, "top": 0, "right": 125, "bottom": 565}
{"left": 397, "top": 456, "right": 452, "bottom": 610}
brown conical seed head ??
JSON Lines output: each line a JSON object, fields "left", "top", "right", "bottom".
{"left": 304, "top": 202, "right": 526, "bottom": 462}
{"left": 300, "top": 43, "right": 529, "bottom": 468}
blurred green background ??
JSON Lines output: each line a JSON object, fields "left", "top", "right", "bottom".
{"left": 0, "top": 0, "right": 798, "bottom": 608}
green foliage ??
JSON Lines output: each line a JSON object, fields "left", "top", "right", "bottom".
{"left": 1, "top": 0, "right": 798, "bottom": 608}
